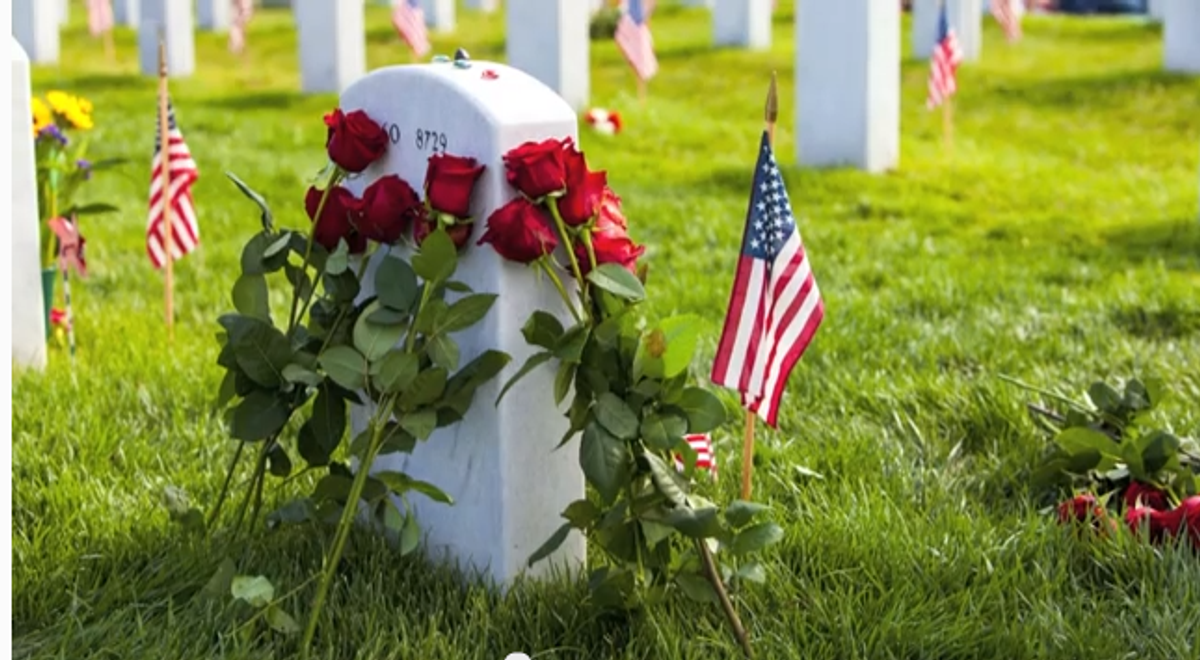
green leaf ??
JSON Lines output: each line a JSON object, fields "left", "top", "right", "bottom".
{"left": 368, "top": 306, "right": 409, "bottom": 325}
{"left": 445, "top": 280, "right": 473, "bottom": 293}
{"left": 231, "top": 391, "right": 290, "bottom": 442}
{"left": 405, "top": 367, "right": 448, "bottom": 406}
{"left": 554, "top": 362, "right": 576, "bottom": 407}
{"left": 375, "top": 350, "right": 420, "bottom": 394}
{"left": 522, "top": 311, "right": 565, "bottom": 349}
{"left": 413, "top": 298, "right": 448, "bottom": 335}
{"left": 675, "top": 573, "right": 718, "bottom": 604}
{"left": 1055, "top": 427, "right": 1117, "bottom": 458}
{"left": 220, "top": 315, "right": 291, "bottom": 389}
{"left": 375, "top": 255, "right": 419, "bottom": 312}
{"left": 1087, "top": 381, "right": 1122, "bottom": 414}
{"left": 724, "top": 500, "right": 770, "bottom": 529}
{"left": 62, "top": 202, "right": 120, "bottom": 216}
{"left": 595, "top": 392, "right": 639, "bottom": 440}
{"left": 735, "top": 561, "right": 767, "bottom": 584}
{"left": 438, "top": 294, "right": 498, "bottom": 333}
{"left": 202, "top": 557, "right": 237, "bottom": 597}
{"left": 400, "top": 410, "right": 438, "bottom": 441}
{"left": 663, "top": 506, "right": 722, "bottom": 539}
{"left": 226, "top": 172, "right": 274, "bottom": 232}
{"left": 641, "top": 519, "right": 674, "bottom": 549}
{"left": 411, "top": 229, "right": 456, "bottom": 284}
{"left": 232, "top": 273, "right": 271, "bottom": 322}
{"left": 265, "top": 606, "right": 300, "bottom": 635}
{"left": 527, "top": 523, "right": 572, "bottom": 567}
{"left": 640, "top": 412, "right": 688, "bottom": 452}
{"left": 230, "top": 575, "right": 274, "bottom": 608}
{"left": 644, "top": 451, "right": 689, "bottom": 507}
{"left": 562, "top": 499, "right": 602, "bottom": 529}
{"left": 399, "top": 510, "right": 421, "bottom": 555}
{"left": 579, "top": 422, "right": 628, "bottom": 505}
{"left": 375, "top": 471, "right": 454, "bottom": 504}
{"left": 319, "top": 346, "right": 367, "bottom": 391}
{"left": 307, "top": 385, "right": 346, "bottom": 462}
{"left": 496, "top": 351, "right": 553, "bottom": 404}
{"left": 313, "top": 474, "right": 355, "bottom": 503}
{"left": 297, "top": 423, "right": 327, "bottom": 467}
{"left": 238, "top": 233, "right": 272, "bottom": 276}
{"left": 263, "top": 233, "right": 291, "bottom": 259}
{"left": 281, "top": 364, "right": 322, "bottom": 388}
{"left": 325, "top": 239, "right": 350, "bottom": 275}
{"left": 730, "top": 522, "right": 785, "bottom": 555}
{"left": 659, "top": 315, "right": 701, "bottom": 379}
{"left": 427, "top": 334, "right": 460, "bottom": 371}
{"left": 217, "top": 370, "right": 238, "bottom": 409}
{"left": 554, "top": 325, "right": 590, "bottom": 364}
{"left": 441, "top": 350, "right": 510, "bottom": 412}
{"left": 382, "top": 498, "right": 405, "bottom": 535}
{"left": 1140, "top": 430, "right": 1182, "bottom": 474}
{"left": 267, "top": 444, "right": 292, "bottom": 477}
{"left": 353, "top": 301, "right": 407, "bottom": 362}
{"left": 678, "top": 387, "right": 726, "bottom": 433}
{"left": 587, "top": 263, "right": 646, "bottom": 302}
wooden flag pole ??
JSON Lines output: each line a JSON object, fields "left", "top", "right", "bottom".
{"left": 158, "top": 35, "right": 175, "bottom": 343}
{"left": 943, "top": 98, "right": 954, "bottom": 154}
{"left": 637, "top": 78, "right": 647, "bottom": 104}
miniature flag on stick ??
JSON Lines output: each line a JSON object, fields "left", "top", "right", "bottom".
{"left": 86, "top": 0, "right": 115, "bottom": 59}
{"left": 991, "top": 0, "right": 1023, "bottom": 42}
{"left": 229, "top": 0, "right": 254, "bottom": 54}
{"left": 615, "top": 0, "right": 658, "bottom": 99}
{"left": 927, "top": 2, "right": 962, "bottom": 151}
{"left": 393, "top": 0, "right": 431, "bottom": 59}
{"left": 673, "top": 433, "right": 718, "bottom": 480}
{"left": 48, "top": 217, "right": 87, "bottom": 360}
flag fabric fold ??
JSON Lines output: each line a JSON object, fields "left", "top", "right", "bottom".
{"left": 991, "top": 0, "right": 1023, "bottom": 42}
{"left": 615, "top": 0, "right": 658, "bottom": 82}
{"left": 230, "top": 0, "right": 254, "bottom": 54}
{"left": 927, "top": 3, "right": 962, "bottom": 110}
{"left": 86, "top": 0, "right": 114, "bottom": 37}
{"left": 393, "top": 0, "right": 431, "bottom": 58}
{"left": 147, "top": 100, "right": 201, "bottom": 269}
{"left": 710, "top": 131, "right": 824, "bottom": 428}
{"left": 673, "top": 433, "right": 717, "bottom": 480}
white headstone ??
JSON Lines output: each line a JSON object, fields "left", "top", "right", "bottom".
{"left": 339, "top": 61, "right": 584, "bottom": 586}
{"left": 1164, "top": 0, "right": 1200, "bottom": 73}
{"left": 465, "top": 0, "right": 499, "bottom": 12}
{"left": 114, "top": 0, "right": 140, "bottom": 27}
{"left": 138, "top": 0, "right": 196, "bottom": 77}
{"left": 589, "top": 0, "right": 604, "bottom": 12}
{"left": 911, "top": 0, "right": 939, "bottom": 60}
{"left": 13, "top": 0, "right": 60, "bottom": 64}
{"left": 10, "top": 39, "right": 48, "bottom": 371}
{"left": 913, "top": 0, "right": 980, "bottom": 62}
{"left": 420, "top": 0, "right": 456, "bottom": 32}
{"left": 59, "top": 0, "right": 70, "bottom": 25}
{"left": 795, "top": 0, "right": 899, "bottom": 172}
{"left": 682, "top": 0, "right": 715, "bottom": 7}
{"left": 296, "top": 0, "right": 365, "bottom": 94}
{"left": 1149, "top": 0, "right": 1165, "bottom": 22}
{"left": 506, "top": 0, "right": 590, "bottom": 111}
{"left": 198, "top": 0, "right": 233, "bottom": 31}
{"left": 713, "top": 0, "right": 771, "bottom": 50}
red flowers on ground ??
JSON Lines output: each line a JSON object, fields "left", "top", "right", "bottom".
{"left": 1057, "top": 493, "right": 1106, "bottom": 525}
{"left": 1123, "top": 481, "right": 1169, "bottom": 511}
{"left": 503, "top": 137, "right": 569, "bottom": 199}
{"left": 305, "top": 185, "right": 365, "bottom": 253}
{"left": 477, "top": 198, "right": 559, "bottom": 264}
{"left": 324, "top": 108, "right": 388, "bottom": 173}
{"left": 358, "top": 175, "right": 422, "bottom": 245}
{"left": 425, "top": 154, "right": 485, "bottom": 218}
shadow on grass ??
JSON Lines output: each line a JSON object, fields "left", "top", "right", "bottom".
{"left": 995, "top": 69, "right": 1198, "bottom": 109}
{"left": 1101, "top": 217, "right": 1200, "bottom": 271}
{"left": 54, "top": 74, "right": 147, "bottom": 95}
{"left": 201, "top": 91, "right": 307, "bottom": 112}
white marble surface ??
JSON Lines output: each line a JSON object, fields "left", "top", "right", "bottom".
{"left": 198, "top": 0, "right": 233, "bottom": 31}
{"left": 464, "top": 0, "right": 499, "bottom": 12}
{"left": 340, "top": 61, "right": 584, "bottom": 586}
{"left": 913, "top": 0, "right": 980, "bottom": 62}
{"left": 138, "top": 0, "right": 196, "bottom": 76}
{"left": 420, "top": 0, "right": 456, "bottom": 31}
{"left": 296, "top": 0, "right": 365, "bottom": 93}
{"left": 11, "top": 39, "right": 48, "bottom": 371}
{"left": 713, "top": 0, "right": 771, "bottom": 50}
{"left": 14, "top": 0, "right": 60, "bottom": 64}
{"left": 1164, "top": 0, "right": 1200, "bottom": 73}
{"left": 795, "top": 0, "right": 899, "bottom": 172}
{"left": 506, "top": 0, "right": 590, "bottom": 110}
{"left": 114, "top": 0, "right": 140, "bottom": 27}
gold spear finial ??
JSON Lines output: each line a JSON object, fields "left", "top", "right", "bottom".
{"left": 765, "top": 71, "right": 778, "bottom": 125}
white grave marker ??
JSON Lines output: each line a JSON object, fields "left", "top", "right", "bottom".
{"left": 795, "top": 0, "right": 899, "bottom": 172}
{"left": 682, "top": 0, "right": 715, "bottom": 7}
{"left": 506, "top": 0, "right": 590, "bottom": 111}
{"left": 296, "top": 0, "right": 365, "bottom": 94}
{"left": 339, "top": 60, "right": 585, "bottom": 585}
{"left": 115, "top": 0, "right": 140, "bottom": 27}
{"left": 1164, "top": 0, "right": 1200, "bottom": 73}
{"left": 138, "top": 0, "right": 196, "bottom": 77}
{"left": 10, "top": 39, "right": 48, "bottom": 371}
{"left": 59, "top": 0, "right": 70, "bottom": 25}
{"left": 198, "top": 0, "right": 233, "bottom": 31}
{"left": 913, "top": 0, "right": 980, "bottom": 62}
{"left": 13, "top": 0, "right": 60, "bottom": 64}
{"left": 465, "top": 0, "right": 499, "bottom": 12}
{"left": 420, "top": 0, "right": 456, "bottom": 32}
{"left": 713, "top": 0, "right": 771, "bottom": 50}
{"left": 1149, "top": 0, "right": 1165, "bottom": 22}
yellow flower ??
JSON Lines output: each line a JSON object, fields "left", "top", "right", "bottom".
{"left": 44, "top": 90, "right": 94, "bottom": 131}
{"left": 31, "top": 97, "right": 52, "bottom": 136}
{"left": 64, "top": 106, "right": 94, "bottom": 130}
{"left": 76, "top": 96, "right": 94, "bottom": 115}
{"left": 45, "top": 90, "right": 73, "bottom": 115}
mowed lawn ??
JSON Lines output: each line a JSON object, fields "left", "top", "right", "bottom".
{"left": 13, "top": 3, "right": 1200, "bottom": 659}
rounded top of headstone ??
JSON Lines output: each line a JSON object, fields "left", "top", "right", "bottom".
{"left": 11, "top": 36, "right": 30, "bottom": 62}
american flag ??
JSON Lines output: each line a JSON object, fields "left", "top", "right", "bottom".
{"left": 615, "top": 0, "right": 658, "bottom": 82}
{"left": 711, "top": 132, "right": 824, "bottom": 428}
{"left": 392, "top": 0, "right": 431, "bottom": 58}
{"left": 49, "top": 217, "right": 88, "bottom": 278}
{"left": 147, "top": 100, "right": 200, "bottom": 269}
{"left": 86, "top": 0, "right": 113, "bottom": 37}
{"left": 926, "top": 2, "right": 962, "bottom": 110}
{"left": 991, "top": 0, "right": 1022, "bottom": 42}
{"left": 673, "top": 433, "right": 717, "bottom": 479}
{"left": 229, "top": 0, "right": 254, "bottom": 54}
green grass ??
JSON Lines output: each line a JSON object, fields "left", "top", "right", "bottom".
{"left": 14, "top": 3, "right": 1200, "bottom": 659}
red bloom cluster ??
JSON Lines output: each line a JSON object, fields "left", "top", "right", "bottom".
{"left": 480, "top": 136, "right": 645, "bottom": 273}
{"left": 312, "top": 107, "right": 485, "bottom": 253}
{"left": 1057, "top": 483, "right": 1200, "bottom": 551}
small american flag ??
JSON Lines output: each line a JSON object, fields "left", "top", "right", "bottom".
{"left": 615, "top": 0, "right": 658, "bottom": 82}
{"left": 711, "top": 132, "right": 824, "bottom": 428}
{"left": 393, "top": 0, "right": 431, "bottom": 58}
{"left": 86, "top": 0, "right": 113, "bottom": 37}
{"left": 673, "top": 433, "right": 717, "bottom": 479}
{"left": 49, "top": 217, "right": 88, "bottom": 278}
{"left": 147, "top": 100, "right": 200, "bottom": 269}
{"left": 991, "top": 0, "right": 1022, "bottom": 42}
{"left": 229, "top": 0, "right": 254, "bottom": 54}
{"left": 926, "top": 2, "right": 962, "bottom": 110}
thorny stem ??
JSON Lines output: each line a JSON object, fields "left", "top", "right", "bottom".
{"left": 316, "top": 252, "right": 373, "bottom": 357}
{"left": 696, "top": 539, "right": 754, "bottom": 658}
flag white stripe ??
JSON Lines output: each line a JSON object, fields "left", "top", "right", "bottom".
{"left": 742, "top": 232, "right": 803, "bottom": 401}
{"left": 755, "top": 275, "right": 822, "bottom": 424}
{"left": 719, "top": 260, "right": 767, "bottom": 392}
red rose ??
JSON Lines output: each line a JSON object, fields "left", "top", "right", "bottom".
{"left": 503, "top": 137, "right": 570, "bottom": 199}
{"left": 1123, "top": 481, "right": 1169, "bottom": 512}
{"left": 1126, "top": 506, "right": 1171, "bottom": 544}
{"left": 558, "top": 146, "right": 608, "bottom": 226}
{"left": 477, "top": 198, "right": 559, "bottom": 264}
{"left": 413, "top": 218, "right": 472, "bottom": 251}
{"left": 593, "top": 188, "right": 628, "bottom": 235}
{"left": 425, "top": 154, "right": 485, "bottom": 218}
{"left": 574, "top": 190, "right": 643, "bottom": 275}
{"left": 305, "top": 185, "right": 366, "bottom": 253}
{"left": 1057, "top": 493, "right": 1117, "bottom": 536}
{"left": 1174, "top": 496, "right": 1200, "bottom": 548}
{"left": 324, "top": 108, "right": 388, "bottom": 173}
{"left": 358, "top": 175, "right": 422, "bottom": 245}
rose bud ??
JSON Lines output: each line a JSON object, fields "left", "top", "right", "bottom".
{"left": 576, "top": 230, "right": 645, "bottom": 276}
{"left": 477, "top": 198, "right": 559, "bottom": 264}
{"left": 413, "top": 217, "right": 472, "bottom": 251}
{"left": 593, "top": 188, "right": 628, "bottom": 236}
{"left": 502, "top": 137, "right": 570, "bottom": 199}
{"left": 358, "top": 175, "right": 422, "bottom": 245}
{"left": 305, "top": 185, "right": 363, "bottom": 252}
{"left": 324, "top": 108, "right": 389, "bottom": 173}
{"left": 1123, "top": 481, "right": 1170, "bottom": 512}
{"left": 425, "top": 153, "right": 485, "bottom": 219}
{"left": 557, "top": 146, "right": 607, "bottom": 226}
